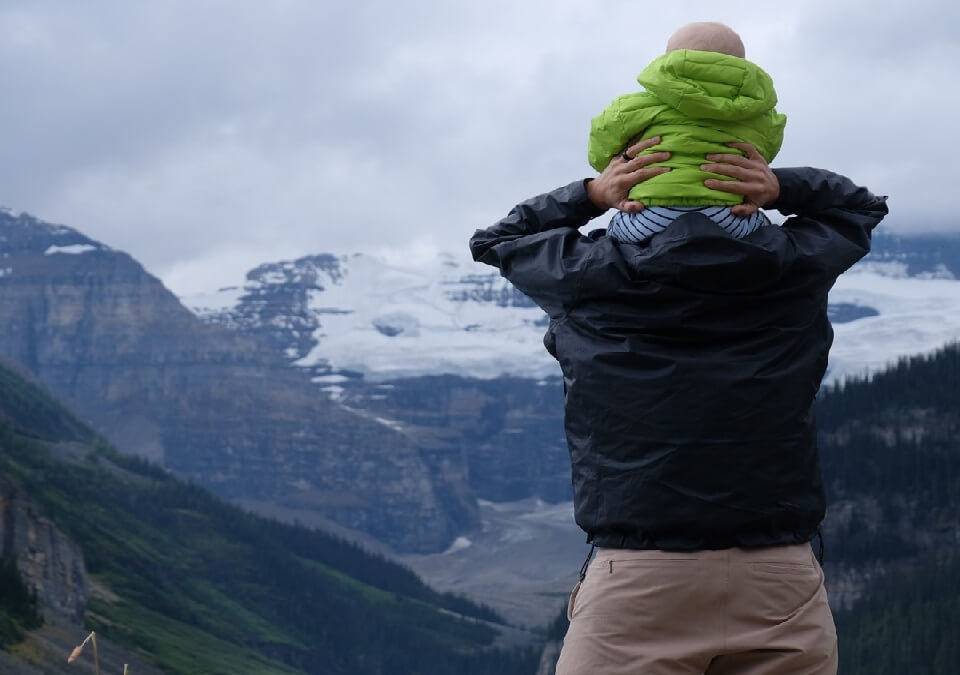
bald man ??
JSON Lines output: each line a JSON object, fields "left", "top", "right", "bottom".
{"left": 471, "top": 22, "right": 888, "bottom": 675}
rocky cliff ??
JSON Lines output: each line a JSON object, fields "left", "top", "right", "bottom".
{"left": 0, "top": 475, "right": 157, "bottom": 675}
{"left": 0, "top": 475, "right": 87, "bottom": 622}
{"left": 0, "top": 211, "right": 475, "bottom": 552}
{"left": 340, "top": 375, "right": 571, "bottom": 503}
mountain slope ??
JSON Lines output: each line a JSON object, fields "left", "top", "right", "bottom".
{"left": 0, "top": 361, "right": 539, "bottom": 674}
{"left": 835, "top": 552, "right": 960, "bottom": 675}
{"left": 0, "top": 210, "right": 476, "bottom": 553}
{"left": 817, "top": 342, "right": 960, "bottom": 600}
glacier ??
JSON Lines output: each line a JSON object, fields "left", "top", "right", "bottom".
{"left": 185, "top": 247, "right": 960, "bottom": 386}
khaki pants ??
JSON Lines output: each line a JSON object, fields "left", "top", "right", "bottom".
{"left": 555, "top": 544, "right": 837, "bottom": 675}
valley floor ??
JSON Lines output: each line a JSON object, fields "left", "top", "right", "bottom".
{"left": 401, "top": 498, "right": 586, "bottom": 629}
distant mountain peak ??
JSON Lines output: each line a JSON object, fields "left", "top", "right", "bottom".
{"left": 0, "top": 208, "right": 109, "bottom": 257}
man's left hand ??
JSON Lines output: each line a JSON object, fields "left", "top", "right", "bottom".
{"left": 587, "top": 136, "right": 671, "bottom": 213}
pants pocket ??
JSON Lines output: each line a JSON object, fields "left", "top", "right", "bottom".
{"left": 566, "top": 581, "right": 582, "bottom": 621}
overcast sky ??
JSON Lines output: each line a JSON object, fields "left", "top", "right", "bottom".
{"left": 1, "top": 0, "right": 956, "bottom": 295}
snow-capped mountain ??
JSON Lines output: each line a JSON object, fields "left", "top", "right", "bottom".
{"left": 187, "top": 251, "right": 555, "bottom": 386}
{"left": 185, "top": 233, "right": 960, "bottom": 387}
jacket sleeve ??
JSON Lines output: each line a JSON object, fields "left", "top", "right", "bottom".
{"left": 772, "top": 167, "right": 889, "bottom": 278}
{"left": 469, "top": 180, "right": 607, "bottom": 317}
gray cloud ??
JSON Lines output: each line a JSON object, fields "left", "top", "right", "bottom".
{"left": 0, "top": 0, "right": 955, "bottom": 295}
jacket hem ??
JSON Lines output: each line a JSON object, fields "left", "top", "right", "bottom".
{"left": 588, "top": 528, "right": 818, "bottom": 552}
{"left": 634, "top": 197, "right": 745, "bottom": 207}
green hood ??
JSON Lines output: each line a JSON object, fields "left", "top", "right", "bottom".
{"left": 588, "top": 50, "right": 787, "bottom": 206}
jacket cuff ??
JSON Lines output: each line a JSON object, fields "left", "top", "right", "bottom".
{"left": 769, "top": 168, "right": 803, "bottom": 215}
{"left": 575, "top": 179, "right": 609, "bottom": 221}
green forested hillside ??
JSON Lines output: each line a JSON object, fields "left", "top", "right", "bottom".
{"left": 819, "top": 341, "right": 959, "bottom": 423}
{"left": 835, "top": 553, "right": 960, "bottom": 675}
{"left": 818, "top": 343, "right": 960, "bottom": 564}
{"left": 0, "top": 363, "right": 537, "bottom": 674}
{"left": 817, "top": 343, "right": 960, "bottom": 674}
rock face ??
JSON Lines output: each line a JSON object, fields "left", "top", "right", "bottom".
{"left": 340, "top": 375, "right": 572, "bottom": 503}
{"left": 0, "top": 475, "right": 87, "bottom": 622}
{"left": 0, "top": 211, "right": 476, "bottom": 552}
{"left": 0, "top": 477, "right": 162, "bottom": 675}
{"left": 196, "top": 254, "right": 344, "bottom": 376}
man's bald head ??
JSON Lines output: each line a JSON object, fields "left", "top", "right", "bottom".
{"left": 666, "top": 22, "right": 745, "bottom": 58}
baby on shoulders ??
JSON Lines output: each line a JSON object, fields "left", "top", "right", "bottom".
{"left": 588, "top": 22, "right": 786, "bottom": 242}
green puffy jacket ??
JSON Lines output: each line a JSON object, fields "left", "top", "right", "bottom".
{"left": 588, "top": 49, "right": 786, "bottom": 206}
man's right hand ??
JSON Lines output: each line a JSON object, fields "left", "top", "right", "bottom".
{"left": 702, "top": 142, "right": 780, "bottom": 216}
{"left": 586, "top": 137, "right": 671, "bottom": 213}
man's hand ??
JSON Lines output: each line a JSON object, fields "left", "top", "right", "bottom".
{"left": 587, "top": 136, "right": 671, "bottom": 213}
{"left": 702, "top": 142, "right": 780, "bottom": 216}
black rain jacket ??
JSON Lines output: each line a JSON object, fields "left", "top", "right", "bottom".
{"left": 470, "top": 168, "right": 889, "bottom": 550}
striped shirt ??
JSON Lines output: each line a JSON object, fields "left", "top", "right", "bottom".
{"left": 608, "top": 206, "right": 771, "bottom": 244}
